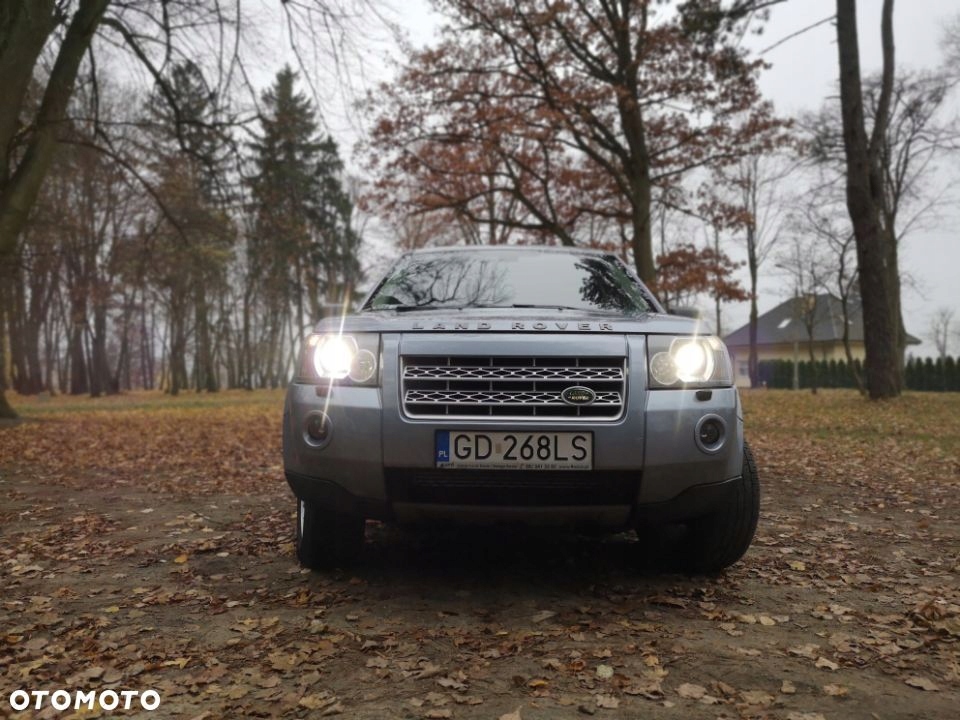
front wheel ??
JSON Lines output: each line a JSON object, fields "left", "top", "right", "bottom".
{"left": 296, "top": 498, "right": 365, "bottom": 570}
{"left": 678, "top": 441, "right": 760, "bottom": 574}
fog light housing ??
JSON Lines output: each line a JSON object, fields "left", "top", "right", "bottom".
{"left": 695, "top": 415, "right": 726, "bottom": 453}
{"left": 699, "top": 420, "right": 721, "bottom": 446}
{"left": 305, "top": 412, "right": 332, "bottom": 444}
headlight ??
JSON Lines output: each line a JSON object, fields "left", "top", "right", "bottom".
{"left": 647, "top": 335, "right": 732, "bottom": 388}
{"left": 300, "top": 333, "right": 380, "bottom": 385}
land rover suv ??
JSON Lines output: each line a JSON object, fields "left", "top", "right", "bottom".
{"left": 282, "top": 246, "right": 759, "bottom": 572}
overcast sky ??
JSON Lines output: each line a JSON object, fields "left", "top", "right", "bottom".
{"left": 256, "top": 0, "right": 959, "bottom": 355}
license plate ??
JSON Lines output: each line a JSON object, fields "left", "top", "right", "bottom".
{"left": 435, "top": 431, "right": 593, "bottom": 470}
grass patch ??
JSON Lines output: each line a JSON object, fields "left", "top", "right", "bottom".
{"left": 741, "top": 388, "right": 960, "bottom": 457}
{"left": 7, "top": 388, "right": 285, "bottom": 416}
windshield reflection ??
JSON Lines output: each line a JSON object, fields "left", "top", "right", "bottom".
{"left": 366, "top": 250, "right": 652, "bottom": 315}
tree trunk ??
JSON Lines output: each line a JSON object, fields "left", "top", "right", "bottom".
{"left": 840, "top": 301, "right": 866, "bottom": 395}
{"left": 807, "top": 339, "right": 819, "bottom": 395}
{"left": 169, "top": 296, "right": 188, "bottom": 396}
{"left": 712, "top": 226, "right": 722, "bottom": 336}
{"left": 835, "top": 0, "right": 901, "bottom": 399}
{"left": 628, "top": 173, "right": 655, "bottom": 287}
{"left": 68, "top": 290, "right": 89, "bottom": 395}
{"left": 89, "top": 300, "right": 111, "bottom": 397}
{"left": 0, "top": 0, "right": 110, "bottom": 261}
{"left": 194, "top": 280, "right": 218, "bottom": 392}
{"left": 241, "top": 284, "right": 253, "bottom": 390}
{"left": 0, "top": 266, "right": 14, "bottom": 418}
{"left": 0, "top": 391, "right": 16, "bottom": 419}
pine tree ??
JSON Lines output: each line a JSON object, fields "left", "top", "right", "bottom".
{"left": 247, "top": 66, "right": 362, "bottom": 386}
{"left": 147, "top": 61, "right": 234, "bottom": 395}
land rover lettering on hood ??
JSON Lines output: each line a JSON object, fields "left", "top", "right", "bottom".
{"left": 282, "top": 246, "right": 759, "bottom": 573}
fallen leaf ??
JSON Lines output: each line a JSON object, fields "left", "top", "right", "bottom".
{"left": 438, "top": 676, "right": 467, "bottom": 691}
{"left": 173, "top": 554, "right": 188, "bottom": 564}
{"left": 595, "top": 694, "right": 619, "bottom": 709}
{"left": 596, "top": 664, "right": 614, "bottom": 679}
{"left": 650, "top": 595, "right": 687, "bottom": 609}
{"left": 677, "top": 683, "right": 706, "bottom": 699}
{"left": 713, "top": 681, "right": 736, "bottom": 697}
{"left": 815, "top": 657, "right": 839, "bottom": 671}
{"left": 788, "top": 644, "right": 820, "bottom": 659}
{"left": 415, "top": 663, "right": 443, "bottom": 679}
{"left": 498, "top": 708, "right": 522, "bottom": 720}
{"left": 740, "top": 690, "right": 775, "bottom": 706}
{"left": 299, "top": 694, "right": 338, "bottom": 710}
{"left": 531, "top": 610, "right": 556, "bottom": 624}
{"left": 425, "top": 692, "right": 448, "bottom": 706}
{"left": 823, "top": 683, "right": 848, "bottom": 696}
{"left": 905, "top": 676, "right": 939, "bottom": 691}
{"left": 780, "top": 680, "right": 797, "bottom": 695}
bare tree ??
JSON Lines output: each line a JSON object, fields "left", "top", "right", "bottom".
{"left": 942, "top": 13, "right": 960, "bottom": 82}
{"left": 793, "top": 187, "right": 866, "bottom": 394}
{"left": 0, "top": 0, "right": 387, "bottom": 418}
{"left": 832, "top": 0, "right": 959, "bottom": 399}
{"left": 834, "top": 0, "right": 901, "bottom": 399}
{"left": 727, "top": 154, "right": 794, "bottom": 387}
{"left": 777, "top": 234, "right": 831, "bottom": 394}
{"left": 930, "top": 307, "right": 955, "bottom": 360}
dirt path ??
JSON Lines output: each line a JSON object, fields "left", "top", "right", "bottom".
{"left": 1, "top": 390, "right": 958, "bottom": 719}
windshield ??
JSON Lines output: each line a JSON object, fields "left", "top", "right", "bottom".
{"left": 364, "top": 249, "right": 654, "bottom": 315}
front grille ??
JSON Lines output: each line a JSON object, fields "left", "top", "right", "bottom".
{"left": 385, "top": 468, "right": 638, "bottom": 506}
{"left": 401, "top": 356, "right": 626, "bottom": 419}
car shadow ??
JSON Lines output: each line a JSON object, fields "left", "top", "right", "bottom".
{"left": 352, "top": 522, "right": 695, "bottom": 591}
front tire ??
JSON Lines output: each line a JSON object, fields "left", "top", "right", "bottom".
{"left": 679, "top": 441, "right": 760, "bottom": 574}
{"left": 296, "top": 498, "right": 365, "bottom": 570}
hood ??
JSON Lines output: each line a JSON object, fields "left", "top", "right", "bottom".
{"left": 313, "top": 308, "right": 706, "bottom": 336}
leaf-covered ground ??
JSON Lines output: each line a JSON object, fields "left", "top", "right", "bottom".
{"left": 1, "top": 390, "right": 958, "bottom": 719}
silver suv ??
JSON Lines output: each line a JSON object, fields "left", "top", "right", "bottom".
{"left": 282, "top": 246, "right": 759, "bottom": 572}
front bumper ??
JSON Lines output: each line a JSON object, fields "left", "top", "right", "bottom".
{"left": 282, "top": 333, "right": 744, "bottom": 526}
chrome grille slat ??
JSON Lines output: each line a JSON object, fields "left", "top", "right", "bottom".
{"left": 404, "top": 366, "right": 623, "bottom": 381}
{"left": 404, "top": 390, "right": 623, "bottom": 405}
{"left": 401, "top": 355, "right": 626, "bottom": 420}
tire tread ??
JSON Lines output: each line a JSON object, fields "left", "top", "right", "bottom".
{"left": 681, "top": 441, "right": 760, "bottom": 573}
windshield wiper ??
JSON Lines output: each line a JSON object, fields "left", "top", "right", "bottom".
{"left": 370, "top": 304, "right": 468, "bottom": 312}
{"left": 506, "top": 303, "right": 629, "bottom": 315}
{"left": 506, "top": 303, "right": 581, "bottom": 311}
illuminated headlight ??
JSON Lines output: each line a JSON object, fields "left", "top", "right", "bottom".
{"left": 300, "top": 333, "right": 380, "bottom": 385}
{"left": 648, "top": 335, "right": 732, "bottom": 388}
